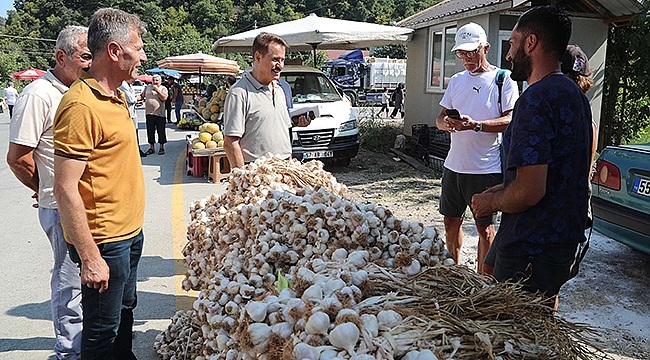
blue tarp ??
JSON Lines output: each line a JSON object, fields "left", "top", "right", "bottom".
{"left": 145, "top": 67, "right": 182, "bottom": 79}
{"left": 339, "top": 49, "right": 364, "bottom": 61}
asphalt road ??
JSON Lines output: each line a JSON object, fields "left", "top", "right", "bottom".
{"left": 0, "top": 108, "right": 224, "bottom": 359}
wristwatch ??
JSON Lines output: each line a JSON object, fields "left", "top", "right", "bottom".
{"left": 474, "top": 122, "right": 483, "bottom": 132}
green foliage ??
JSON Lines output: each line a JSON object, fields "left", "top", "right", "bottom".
{"left": 600, "top": 1, "right": 650, "bottom": 148}
{"left": 373, "top": 44, "right": 407, "bottom": 59}
{"left": 358, "top": 117, "right": 403, "bottom": 153}
{"left": 624, "top": 124, "right": 650, "bottom": 145}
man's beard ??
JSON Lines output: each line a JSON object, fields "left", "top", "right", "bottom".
{"left": 509, "top": 46, "right": 531, "bottom": 82}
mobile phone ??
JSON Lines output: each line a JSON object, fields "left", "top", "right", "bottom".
{"left": 445, "top": 108, "right": 461, "bottom": 119}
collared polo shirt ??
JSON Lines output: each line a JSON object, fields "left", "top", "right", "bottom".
{"left": 53, "top": 71, "right": 145, "bottom": 244}
{"left": 223, "top": 71, "right": 292, "bottom": 163}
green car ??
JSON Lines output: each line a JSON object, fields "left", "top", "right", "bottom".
{"left": 591, "top": 142, "right": 650, "bottom": 254}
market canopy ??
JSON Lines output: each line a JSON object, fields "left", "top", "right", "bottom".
{"left": 213, "top": 13, "right": 414, "bottom": 54}
{"left": 137, "top": 74, "right": 153, "bottom": 83}
{"left": 157, "top": 53, "right": 239, "bottom": 75}
{"left": 145, "top": 67, "right": 182, "bottom": 79}
{"left": 11, "top": 68, "right": 46, "bottom": 81}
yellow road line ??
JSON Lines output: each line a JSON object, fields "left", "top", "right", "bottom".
{"left": 172, "top": 148, "right": 196, "bottom": 310}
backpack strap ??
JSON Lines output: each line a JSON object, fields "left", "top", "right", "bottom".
{"left": 495, "top": 69, "right": 508, "bottom": 116}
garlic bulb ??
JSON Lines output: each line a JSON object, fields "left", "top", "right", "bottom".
{"left": 247, "top": 323, "right": 271, "bottom": 352}
{"left": 404, "top": 259, "right": 422, "bottom": 276}
{"left": 328, "top": 322, "right": 360, "bottom": 357}
{"left": 302, "top": 284, "right": 324, "bottom": 303}
{"left": 294, "top": 343, "right": 321, "bottom": 360}
{"left": 377, "top": 309, "right": 403, "bottom": 329}
{"left": 245, "top": 301, "right": 267, "bottom": 322}
{"left": 361, "top": 314, "right": 379, "bottom": 337}
{"left": 305, "top": 311, "right": 330, "bottom": 335}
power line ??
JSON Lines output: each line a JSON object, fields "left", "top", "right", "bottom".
{"left": 0, "top": 34, "right": 56, "bottom": 42}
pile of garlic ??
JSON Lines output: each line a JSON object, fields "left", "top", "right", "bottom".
{"left": 157, "top": 256, "right": 450, "bottom": 359}
{"left": 155, "top": 155, "right": 453, "bottom": 359}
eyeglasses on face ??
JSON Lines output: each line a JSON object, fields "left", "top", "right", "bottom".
{"left": 455, "top": 48, "right": 481, "bottom": 59}
{"left": 74, "top": 52, "right": 93, "bottom": 62}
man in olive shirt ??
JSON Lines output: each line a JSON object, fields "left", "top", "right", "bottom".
{"left": 223, "top": 32, "right": 309, "bottom": 167}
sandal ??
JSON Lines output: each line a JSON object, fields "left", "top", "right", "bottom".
{"left": 145, "top": 148, "right": 155, "bottom": 155}
{"left": 158, "top": 149, "right": 165, "bottom": 155}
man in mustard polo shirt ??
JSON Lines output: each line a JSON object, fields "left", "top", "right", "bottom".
{"left": 53, "top": 8, "right": 147, "bottom": 359}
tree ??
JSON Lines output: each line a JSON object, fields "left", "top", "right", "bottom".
{"left": 600, "top": 2, "right": 650, "bottom": 147}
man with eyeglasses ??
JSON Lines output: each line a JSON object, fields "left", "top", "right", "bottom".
{"left": 434, "top": 22, "right": 519, "bottom": 274}
{"left": 7, "top": 25, "right": 90, "bottom": 360}
{"left": 223, "top": 32, "right": 310, "bottom": 168}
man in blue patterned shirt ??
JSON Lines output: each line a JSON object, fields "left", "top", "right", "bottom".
{"left": 471, "top": 6, "right": 592, "bottom": 307}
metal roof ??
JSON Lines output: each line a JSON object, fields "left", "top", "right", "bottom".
{"left": 398, "top": 0, "right": 645, "bottom": 29}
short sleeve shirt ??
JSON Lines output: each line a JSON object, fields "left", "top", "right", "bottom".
{"left": 5, "top": 87, "right": 19, "bottom": 105}
{"left": 9, "top": 70, "right": 67, "bottom": 208}
{"left": 440, "top": 69, "right": 519, "bottom": 174}
{"left": 223, "top": 71, "right": 292, "bottom": 163}
{"left": 144, "top": 84, "right": 168, "bottom": 117}
{"left": 54, "top": 72, "right": 145, "bottom": 244}
{"left": 495, "top": 74, "right": 592, "bottom": 256}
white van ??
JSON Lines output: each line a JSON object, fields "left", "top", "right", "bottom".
{"left": 280, "top": 66, "right": 359, "bottom": 166}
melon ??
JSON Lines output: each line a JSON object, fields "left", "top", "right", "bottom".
{"left": 205, "top": 140, "right": 218, "bottom": 149}
{"left": 217, "top": 140, "right": 224, "bottom": 148}
{"left": 192, "top": 142, "right": 206, "bottom": 150}
{"left": 205, "top": 123, "right": 220, "bottom": 134}
{"left": 198, "top": 132, "right": 212, "bottom": 143}
{"left": 212, "top": 131, "right": 224, "bottom": 142}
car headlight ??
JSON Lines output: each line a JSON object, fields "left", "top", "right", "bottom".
{"left": 339, "top": 120, "right": 357, "bottom": 132}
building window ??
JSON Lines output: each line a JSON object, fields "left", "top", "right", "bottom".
{"left": 427, "top": 25, "right": 456, "bottom": 91}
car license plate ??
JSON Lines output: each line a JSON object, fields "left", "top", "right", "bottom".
{"left": 303, "top": 150, "right": 333, "bottom": 159}
{"left": 632, "top": 177, "right": 650, "bottom": 197}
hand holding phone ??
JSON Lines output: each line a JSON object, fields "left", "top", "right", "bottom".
{"left": 445, "top": 108, "right": 461, "bottom": 119}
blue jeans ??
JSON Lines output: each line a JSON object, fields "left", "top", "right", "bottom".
{"left": 174, "top": 100, "right": 183, "bottom": 122}
{"left": 39, "top": 208, "right": 83, "bottom": 360}
{"left": 68, "top": 230, "right": 143, "bottom": 360}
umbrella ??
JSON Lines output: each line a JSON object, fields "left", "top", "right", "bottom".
{"left": 137, "top": 74, "right": 153, "bottom": 83}
{"left": 156, "top": 53, "right": 239, "bottom": 75}
{"left": 11, "top": 68, "right": 47, "bottom": 81}
{"left": 145, "top": 67, "right": 182, "bottom": 79}
{"left": 213, "top": 13, "right": 413, "bottom": 64}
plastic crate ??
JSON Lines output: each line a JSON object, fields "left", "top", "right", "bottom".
{"left": 427, "top": 155, "right": 445, "bottom": 178}
{"left": 208, "top": 154, "right": 231, "bottom": 183}
{"left": 428, "top": 128, "right": 451, "bottom": 159}
{"left": 186, "top": 144, "right": 209, "bottom": 178}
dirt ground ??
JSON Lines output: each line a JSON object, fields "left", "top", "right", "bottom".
{"left": 328, "top": 148, "right": 650, "bottom": 360}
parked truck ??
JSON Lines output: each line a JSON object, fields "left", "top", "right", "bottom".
{"left": 321, "top": 49, "right": 407, "bottom": 105}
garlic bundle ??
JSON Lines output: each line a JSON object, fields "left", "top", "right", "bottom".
{"left": 155, "top": 155, "right": 456, "bottom": 360}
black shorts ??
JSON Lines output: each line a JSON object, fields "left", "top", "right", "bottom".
{"left": 439, "top": 168, "right": 502, "bottom": 226}
{"left": 491, "top": 243, "right": 586, "bottom": 297}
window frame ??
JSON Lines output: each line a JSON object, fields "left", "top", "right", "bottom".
{"left": 426, "top": 23, "right": 457, "bottom": 93}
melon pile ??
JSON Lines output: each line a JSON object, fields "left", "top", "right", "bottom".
{"left": 198, "top": 89, "right": 228, "bottom": 123}
{"left": 192, "top": 123, "right": 224, "bottom": 149}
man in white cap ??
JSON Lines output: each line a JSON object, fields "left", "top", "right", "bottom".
{"left": 434, "top": 22, "right": 519, "bottom": 274}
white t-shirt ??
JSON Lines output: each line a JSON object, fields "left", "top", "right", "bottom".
{"left": 5, "top": 86, "right": 19, "bottom": 105}
{"left": 119, "top": 81, "right": 138, "bottom": 129}
{"left": 9, "top": 71, "right": 68, "bottom": 208}
{"left": 439, "top": 68, "right": 519, "bottom": 174}
{"left": 381, "top": 92, "right": 389, "bottom": 104}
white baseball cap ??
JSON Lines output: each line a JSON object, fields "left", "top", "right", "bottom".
{"left": 451, "top": 22, "right": 487, "bottom": 52}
